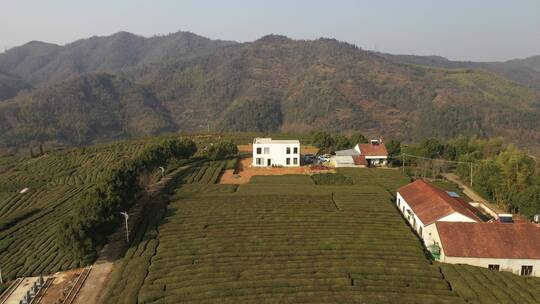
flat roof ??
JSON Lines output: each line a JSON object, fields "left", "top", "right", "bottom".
{"left": 253, "top": 138, "right": 300, "bottom": 144}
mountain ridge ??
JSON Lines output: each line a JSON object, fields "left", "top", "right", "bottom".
{"left": 0, "top": 32, "right": 539, "bottom": 151}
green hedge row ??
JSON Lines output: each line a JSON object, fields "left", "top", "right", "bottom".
{"left": 56, "top": 138, "right": 197, "bottom": 262}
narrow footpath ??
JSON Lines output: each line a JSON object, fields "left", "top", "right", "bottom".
{"left": 73, "top": 165, "right": 191, "bottom": 304}
{"left": 442, "top": 173, "right": 504, "bottom": 213}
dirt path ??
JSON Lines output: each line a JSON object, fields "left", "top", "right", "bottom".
{"left": 442, "top": 173, "right": 504, "bottom": 213}
{"left": 73, "top": 165, "right": 191, "bottom": 304}
{"left": 220, "top": 157, "right": 333, "bottom": 184}
{"left": 443, "top": 173, "right": 531, "bottom": 223}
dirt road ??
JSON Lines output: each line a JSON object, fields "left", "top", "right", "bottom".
{"left": 73, "top": 165, "right": 190, "bottom": 304}
{"left": 442, "top": 173, "right": 504, "bottom": 213}
{"left": 220, "top": 157, "right": 333, "bottom": 184}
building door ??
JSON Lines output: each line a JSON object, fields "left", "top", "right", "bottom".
{"left": 267, "top": 159, "right": 272, "bottom": 166}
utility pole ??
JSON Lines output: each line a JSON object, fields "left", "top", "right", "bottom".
{"left": 0, "top": 267, "right": 3, "bottom": 284}
{"left": 402, "top": 154, "right": 405, "bottom": 173}
{"left": 470, "top": 163, "right": 473, "bottom": 187}
{"left": 120, "top": 211, "right": 129, "bottom": 243}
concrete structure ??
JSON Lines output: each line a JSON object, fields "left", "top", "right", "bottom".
{"left": 334, "top": 139, "right": 388, "bottom": 166}
{"left": 252, "top": 138, "right": 300, "bottom": 167}
{"left": 396, "top": 180, "right": 481, "bottom": 247}
{"left": 433, "top": 222, "right": 540, "bottom": 277}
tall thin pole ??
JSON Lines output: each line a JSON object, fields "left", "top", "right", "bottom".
{"left": 402, "top": 154, "right": 405, "bottom": 173}
{"left": 470, "top": 163, "right": 473, "bottom": 187}
{"left": 120, "top": 212, "right": 129, "bottom": 243}
{"left": 0, "top": 268, "right": 3, "bottom": 284}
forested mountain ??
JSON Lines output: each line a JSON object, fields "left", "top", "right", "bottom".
{"left": 0, "top": 32, "right": 539, "bottom": 151}
{"left": 380, "top": 53, "right": 540, "bottom": 92}
{"left": 0, "top": 70, "right": 31, "bottom": 100}
{"left": 0, "top": 74, "right": 175, "bottom": 148}
{"left": 0, "top": 31, "right": 235, "bottom": 87}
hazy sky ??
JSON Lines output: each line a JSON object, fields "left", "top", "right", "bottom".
{"left": 2, "top": 0, "right": 539, "bottom": 61}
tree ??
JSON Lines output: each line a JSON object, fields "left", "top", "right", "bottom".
{"left": 349, "top": 133, "right": 368, "bottom": 145}
{"left": 385, "top": 139, "right": 401, "bottom": 157}
{"left": 333, "top": 135, "right": 351, "bottom": 151}
{"left": 312, "top": 132, "right": 334, "bottom": 150}
{"left": 418, "top": 138, "right": 444, "bottom": 158}
{"left": 204, "top": 141, "right": 238, "bottom": 160}
{"left": 513, "top": 186, "right": 540, "bottom": 217}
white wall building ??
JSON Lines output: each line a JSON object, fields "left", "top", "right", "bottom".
{"left": 252, "top": 138, "right": 300, "bottom": 167}
{"left": 354, "top": 140, "right": 388, "bottom": 166}
{"left": 396, "top": 180, "right": 480, "bottom": 247}
{"left": 334, "top": 139, "right": 388, "bottom": 167}
{"left": 433, "top": 222, "right": 540, "bottom": 277}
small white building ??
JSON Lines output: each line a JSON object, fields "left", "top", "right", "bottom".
{"left": 335, "top": 139, "right": 388, "bottom": 167}
{"left": 396, "top": 180, "right": 481, "bottom": 247}
{"left": 252, "top": 138, "right": 300, "bottom": 167}
{"left": 330, "top": 155, "right": 367, "bottom": 168}
{"left": 433, "top": 222, "right": 540, "bottom": 277}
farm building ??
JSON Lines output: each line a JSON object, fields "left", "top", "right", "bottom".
{"left": 252, "top": 138, "right": 300, "bottom": 167}
{"left": 329, "top": 155, "right": 367, "bottom": 168}
{"left": 335, "top": 139, "right": 388, "bottom": 166}
{"left": 396, "top": 180, "right": 481, "bottom": 246}
{"left": 432, "top": 222, "right": 540, "bottom": 277}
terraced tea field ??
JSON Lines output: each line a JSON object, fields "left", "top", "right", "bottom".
{"left": 0, "top": 139, "right": 188, "bottom": 281}
{"left": 102, "top": 167, "right": 479, "bottom": 303}
{"left": 440, "top": 263, "right": 540, "bottom": 304}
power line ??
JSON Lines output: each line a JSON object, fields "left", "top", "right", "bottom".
{"left": 395, "top": 153, "right": 475, "bottom": 187}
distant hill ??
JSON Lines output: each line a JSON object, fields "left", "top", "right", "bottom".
{"left": 0, "top": 70, "right": 31, "bottom": 100}
{"left": 0, "top": 31, "right": 235, "bottom": 86}
{"left": 380, "top": 53, "right": 540, "bottom": 92}
{"left": 0, "top": 32, "right": 539, "bottom": 150}
{"left": 0, "top": 73, "right": 175, "bottom": 148}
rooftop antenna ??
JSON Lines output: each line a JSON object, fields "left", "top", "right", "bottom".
{"left": 119, "top": 211, "right": 129, "bottom": 243}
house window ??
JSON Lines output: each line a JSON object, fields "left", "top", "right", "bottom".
{"left": 286, "top": 158, "right": 291, "bottom": 165}
{"left": 488, "top": 264, "right": 500, "bottom": 271}
{"left": 293, "top": 147, "right": 298, "bottom": 154}
{"left": 256, "top": 158, "right": 264, "bottom": 165}
{"left": 418, "top": 226, "right": 423, "bottom": 237}
{"left": 398, "top": 198, "right": 401, "bottom": 206}
{"left": 293, "top": 158, "right": 298, "bottom": 165}
{"left": 402, "top": 206, "right": 405, "bottom": 213}
{"left": 521, "top": 265, "right": 533, "bottom": 276}
{"left": 264, "top": 147, "right": 270, "bottom": 154}
{"left": 256, "top": 147, "right": 262, "bottom": 154}
{"left": 286, "top": 147, "right": 291, "bottom": 154}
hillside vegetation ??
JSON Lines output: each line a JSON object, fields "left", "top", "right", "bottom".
{"left": 0, "top": 70, "right": 31, "bottom": 100}
{"left": 0, "top": 32, "right": 539, "bottom": 150}
{"left": 0, "top": 136, "right": 196, "bottom": 281}
{"left": 0, "top": 31, "right": 234, "bottom": 87}
{"left": 381, "top": 53, "right": 540, "bottom": 92}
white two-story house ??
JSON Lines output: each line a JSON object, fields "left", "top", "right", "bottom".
{"left": 252, "top": 138, "right": 300, "bottom": 167}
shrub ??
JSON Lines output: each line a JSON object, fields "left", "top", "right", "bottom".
{"left": 311, "top": 173, "right": 353, "bottom": 185}
{"left": 0, "top": 208, "right": 40, "bottom": 230}
{"left": 204, "top": 141, "right": 239, "bottom": 160}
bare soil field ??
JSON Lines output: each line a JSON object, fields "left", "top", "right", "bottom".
{"left": 39, "top": 269, "right": 84, "bottom": 304}
{"left": 220, "top": 157, "right": 333, "bottom": 184}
